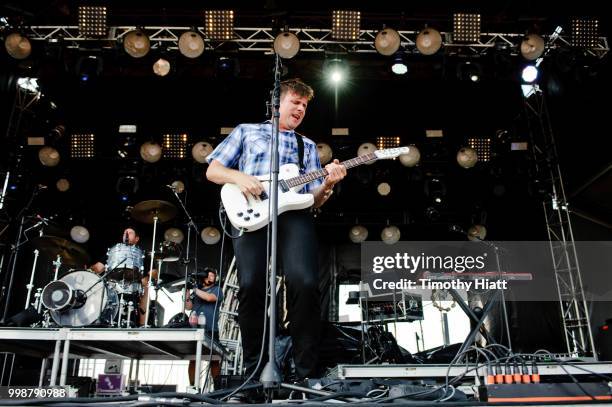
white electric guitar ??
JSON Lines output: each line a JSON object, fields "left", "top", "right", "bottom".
{"left": 221, "top": 146, "right": 410, "bottom": 232}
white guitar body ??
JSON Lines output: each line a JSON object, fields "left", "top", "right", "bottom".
{"left": 221, "top": 163, "right": 314, "bottom": 232}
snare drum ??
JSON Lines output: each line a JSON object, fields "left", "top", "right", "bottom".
{"left": 106, "top": 243, "right": 144, "bottom": 282}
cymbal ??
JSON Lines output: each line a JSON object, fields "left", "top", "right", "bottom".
{"left": 31, "top": 236, "right": 91, "bottom": 267}
{"left": 130, "top": 200, "right": 177, "bottom": 223}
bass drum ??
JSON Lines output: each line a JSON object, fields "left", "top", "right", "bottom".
{"left": 42, "top": 270, "right": 118, "bottom": 327}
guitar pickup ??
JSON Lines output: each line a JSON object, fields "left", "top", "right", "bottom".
{"left": 279, "top": 180, "right": 289, "bottom": 192}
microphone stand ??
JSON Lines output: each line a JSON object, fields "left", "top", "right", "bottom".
{"left": 260, "top": 53, "right": 283, "bottom": 391}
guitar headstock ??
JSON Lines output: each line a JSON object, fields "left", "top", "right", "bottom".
{"left": 374, "top": 146, "right": 410, "bottom": 160}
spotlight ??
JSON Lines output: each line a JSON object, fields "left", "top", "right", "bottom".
{"left": 376, "top": 136, "right": 401, "bottom": 150}
{"left": 116, "top": 176, "right": 139, "bottom": 196}
{"left": 457, "top": 60, "right": 482, "bottom": 82}
{"left": 571, "top": 18, "right": 599, "bottom": 48}
{"left": 391, "top": 53, "right": 408, "bottom": 75}
{"left": 162, "top": 134, "right": 188, "bottom": 159}
{"left": 140, "top": 141, "right": 162, "bottom": 163}
{"left": 76, "top": 55, "right": 103, "bottom": 82}
{"left": 16, "top": 77, "right": 39, "bottom": 94}
{"left": 332, "top": 10, "right": 361, "bottom": 41}
{"left": 70, "top": 226, "right": 90, "bottom": 243}
{"left": 204, "top": 10, "right": 234, "bottom": 41}
{"left": 201, "top": 226, "right": 221, "bottom": 245}
{"left": 381, "top": 226, "right": 401, "bottom": 245}
{"left": 520, "top": 34, "right": 545, "bottom": 61}
{"left": 357, "top": 143, "right": 376, "bottom": 164}
{"left": 399, "top": 146, "right": 420, "bottom": 167}
{"left": 192, "top": 141, "right": 214, "bottom": 163}
{"left": 178, "top": 31, "right": 205, "bottom": 58}
{"left": 78, "top": 6, "right": 107, "bottom": 37}
{"left": 123, "top": 30, "right": 150, "bottom": 58}
{"left": 377, "top": 182, "right": 391, "bottom": 196}
{"left": 456, "top": 147, "right": 478, "bottom": 169}
{"left": 416, "top": 27, "right": 442, "bottom": 55}
{"left": 274, "top": 31, "right": 300, "bottom": 59}
{"left": 153, "top": 58, "right": 171, "bottom": 77}
{"left": 70, "top": 134, "right": 95, "bottom": 158}
{"left": 164, "top": 228, "right": 185, "bottom": 244}
{"left": 374, "top": 28, "right": 400, "bottom": 56}
{"left": 521, "top": 65, "right": 539, "bottom": 83}
{"left": 467, "top": 224, "right": 487, "bottom": 241}
{"left": 324, "top": 58, "right": 347, "bottom": 85}
{"left": 349, "top": 225, "right": 368, "bottom": 243}
{"left": 38, "top": 146, "right": 60, "bottom": 167}
{"left": 453, "top": 13, "right": 481, "bottom": 43}
{"left": 56, "top": 178, "right": 70, "bottom": 192}
{"left": 170, "top": 180, "right": 185, "bottom": 193}
{"left": 467, "top": 138, "right": 491, "bottom": 162}
{"left": 4, "top": 33, "right": 32, "bottom": 59}
{"left": 316, "top": 142, "right": 333, "bottom": 165}
{"left": 216, "top": 56, "right": 239, "bottom": 77}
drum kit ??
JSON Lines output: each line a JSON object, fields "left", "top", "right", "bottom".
{"left": 30, "top": 199, "right": 186, "bottom": 329}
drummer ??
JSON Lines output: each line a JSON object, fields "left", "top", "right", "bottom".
{"left": 89, "top": 227, "right": 158, "bottom": 326}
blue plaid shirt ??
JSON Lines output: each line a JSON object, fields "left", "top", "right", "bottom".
{"left": 207, "top": 122, "right": 323, "bottom": 193}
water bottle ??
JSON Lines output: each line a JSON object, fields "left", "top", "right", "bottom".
{"left": 197, "top": 312, "right": 206, "bottom": 329}
{"left": 189, "top": 311, "right": 198, "bottom": 327}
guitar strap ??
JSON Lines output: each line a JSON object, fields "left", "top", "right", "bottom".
{"left": 294, "top": 131, "right": 306, "bottom": 172}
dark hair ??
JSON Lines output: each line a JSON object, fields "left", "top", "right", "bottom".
{"left": 280, "top": 78, "right": 314, "bottom": 101}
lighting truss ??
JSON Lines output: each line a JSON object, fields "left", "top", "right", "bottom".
{"left": 21, "top": 26, "right": 609, "bottom": 59}
{"left": 71, "top": 133, "right": 95, "bottom": 158}
{"left": 204, "top": 10, "right": 234, "bottom": 40}
{"left": 453, "top": 13, "right": 481, "bottom": 43}
{"left": 571, "top": 18, "right": 599, "bottom": 48}
{"left": 163, "top": 133, "right": 188, "bottom": 158}
{"left": 467, "top": 138, "right": 491, "bottom": 162}
{"left": 78, "top": 6, "right": 107, "bottom": 37}
{"left": 376, "top": 136, "right": 401, "bottom": 150}
{"left": 332, "top": 10, "right": 361, "bottom": 41}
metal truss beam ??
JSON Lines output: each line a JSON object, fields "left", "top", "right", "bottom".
{"left": 524, "top": 85, "right": 597, "bottom": 359}
{"left": 24, "top": 26, "right": 609, "bottom": 58}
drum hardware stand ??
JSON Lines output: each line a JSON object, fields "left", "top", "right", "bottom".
{"left": 34, "top": 288, "right": 43, "bottom": 313}
{"left": 127, "top": 301, "right": 134, "bottom": 328}
{"left": 52, "top": 255, "right": 62, "bottom": 281}
{"left": 25, "top": 249, "right": 40, "bottom": 309}
{"left": 118, "top": 295, "right": 125, "bottom": 328}
{"left": 143, "top": 213, "right": 159, "bottom": 328}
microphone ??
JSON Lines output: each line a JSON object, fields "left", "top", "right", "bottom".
{"left": 165, "top": 184, "right": 176, "bottom": 191}
{"left": 123, "top": 230, "right": 128, "bottom": 244}
{"left": 37, "top": 184, "right": 48, "bottom": 190}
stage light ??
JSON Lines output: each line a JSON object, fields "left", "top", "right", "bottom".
{"left": 140, "top": 141, "right": 162, "bottom": 163}
{"left": 520, "top": 34, "right": 545, "bottom": 61}
{"left": 457, "top": 60, "right": 482, "bottom": 82}
{"left": 467, "top": 224, "right": 487, "bottom": 241}
{"left": 153, "top": 58, "right": 171, "bottom": 77}
{"left": 571, "top": 18, "right": 598, "bottom": 48}
{"left": 216, "top": 56, "right": 239, "bottom": 77}
{"left": 467, "top": 138, "right": 491, "bottom": 162}
{"left": 164, "top": 228, "right": 185, "bottom": 244}
{"left": 324, "top": 58, "right": 347, "bottom": 85}
{"left": 425, "top": 177, "right": 446, "bottom": 205}
{"left": 4, "top": 33, "right": 31, "bottom": 59}
{"left": 179, "top": 31, "right": 205, "bottom": 58}
{"left": 374, "top": 28, "right": 400, "bottom": 56}
{"left": 192, "top": 141, "right": 214, "bottom": 163}
{"left": 70, "top": 226, "right": 90, "bottom": 243}
{"left": 204, "top": 10, "right": 234, "bottom": 41}
{"left": 416, "top": 27, "right": 442, "bottom": 55}
{"left": 376, "top": 136, "right": 401, "bottom": 150}
{"left": 456, "top": 147, "right": 478, "bottom": 169}
{"left": 391, "top": 53, "right": 407, "bottom": 75}
{"left": 170, "top": 180, "right": 185, "bottom": 193}
{"left": 76, "top": 55, "right": 103, "bottom": 82}
{"left": 78, "top": 6, "right": 107, "bottom": 37}
{"left": 16, "top": 77, "right": 39, "bottom": 94}
{"left": 70, "top": 134, "right": 95, "bottom": 158}
{"left": 521, "top": 65, "right": 539, "bottom": 83}
{"left": 381, "top": 226, "right": 401, "bottom": 245}
{"left": 56, "top": 178, "right": 70, "bottom": 192}
{"left": 377, "top": 182, "right": 391, "bottom": 196}
{"left": 316, "top": 142, "right": 333, "bottom": 165}
{"left": 274, "top": 31, "right": 300, "bottom": 59}
{"left": 453, "top": 13, "right": 481, "bottom": 43}
{"left": 162, "top": 134, "right": 188, "bottom": 159}
{"left": 201, "top": 226, "right": 221, "bottom": 245}
{"left": 116, "top": 176, "right": 139, "bottom": 200}
{"left": 38, "top": 146, "right": 60, "bottom": 167}
{"left": 349, "top": 225, "right": 368, "bottom": 243}
{"left": 399, "top": 146, "right": 420, "bottom": 167}
{"left": 123, "top": 30, "right": 150, "bottom": 58}
{"left": 357, "top": 143, "right": 376, "bottom": 164}
{"left": 332, "top": 10, "right": 360, "bottom": 41}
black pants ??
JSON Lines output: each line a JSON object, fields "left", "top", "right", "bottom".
{"left": 232, "top": 209, "right": 320, "bottom": 379}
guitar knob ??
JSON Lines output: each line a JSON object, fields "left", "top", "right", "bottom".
{"left": 243, "top": 216, "right": 250, "bottom": 221}
{"left": 247, "top": 209, "right": 253, "bottom": 213}
{"left": 254, "top": 213, "right": 260, "bottom": 218}
{"left": 237, "top": 212, "right": 243, "bottom": 217}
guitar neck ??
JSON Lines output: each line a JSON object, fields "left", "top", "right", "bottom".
{"left": 284, "top": 152, "right": 377, "bottom": 189}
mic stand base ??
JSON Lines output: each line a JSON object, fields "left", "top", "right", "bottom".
{"left": 260, "top": 360, "right": 282, "bottom": 390}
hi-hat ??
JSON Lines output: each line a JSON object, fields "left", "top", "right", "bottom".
{"left": 374, "top": 28, "right": 401, "bottom": 56}
{"left": 31, "top": 236, "right": 90, "bottom": 266}
{"left": 179, "top": 31, "right": 205, "bottom": 58}
{"left": 273, "top": 31, "right": 300, "bottom": 59}
{"left": 5, "top": 33, "right": 32, "bottom": 59}
{"left": 416, "top": 28, "right": 442, "bottom": 55}
{"left": 131, "top": 200, "right": 177, "bottom": 223}
{"left": 520, "top": 34, "right": 545, "bottom": 61}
